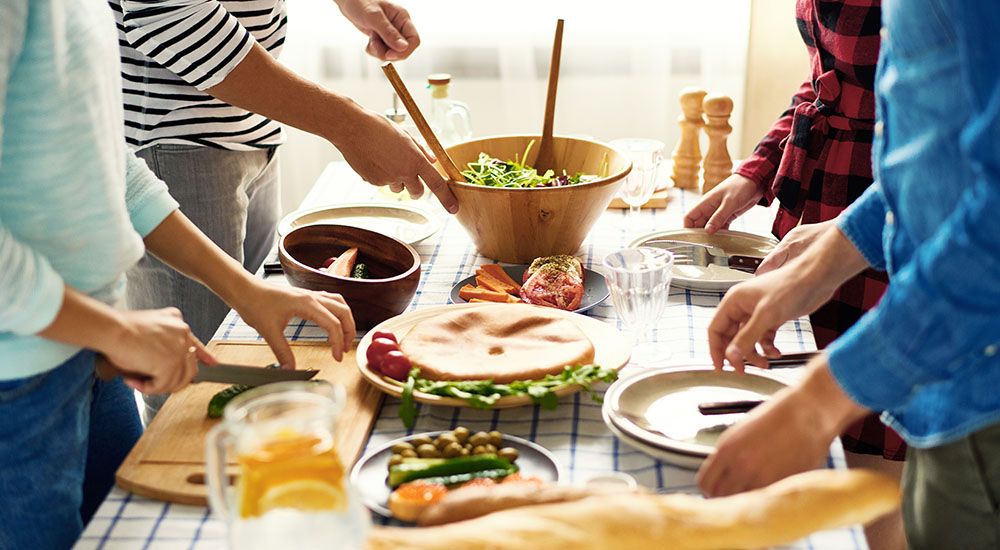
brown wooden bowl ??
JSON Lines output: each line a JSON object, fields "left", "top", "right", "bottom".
{"left": 278, "top": 224, "right": 421, "bottom": 329}
{"left": 443, "top": 135, "right": 632, "bottom": 263}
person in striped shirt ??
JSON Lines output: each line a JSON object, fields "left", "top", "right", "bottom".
{"left": 111, "top": 0, "right": 456, "bottom": 421}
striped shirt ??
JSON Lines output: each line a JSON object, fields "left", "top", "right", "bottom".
{"left": 110, "top": 0, "right": 288, "bottom": 151}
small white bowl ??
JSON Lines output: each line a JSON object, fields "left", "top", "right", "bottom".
{"left": 584, "top": 471, "right": 639, "bottom": 491}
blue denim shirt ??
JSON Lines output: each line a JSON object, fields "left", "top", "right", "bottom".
{"left": 828, "top": 0, "right": 1000, "bottom": 448}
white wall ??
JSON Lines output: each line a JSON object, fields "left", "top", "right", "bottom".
{"left": 277, "top": 0, "right": 753, "bottom": 212}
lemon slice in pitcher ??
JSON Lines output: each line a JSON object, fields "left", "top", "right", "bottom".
{"left": 258, "top": 479, "right": 346, "bottom": 514}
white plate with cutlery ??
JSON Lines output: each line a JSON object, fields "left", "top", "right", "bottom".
{"left": 603, "top": 366, "right": 787, "bottom": 468}
{"left": 629, "top": 229, "right": 776, "bottom": 292}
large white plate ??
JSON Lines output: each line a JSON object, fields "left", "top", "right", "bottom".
{"left": 603, "top": 366, "right": 787, "bottom": 464}
{"left": 629, "top": 228, "right": 777, "bottom": 292}
{"left": 356, "top": 303, "right": 632, "bottom": 409}
{"left": 277, "top": 202, "right": 440, "bottom": 245}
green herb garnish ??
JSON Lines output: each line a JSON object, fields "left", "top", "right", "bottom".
{"left": 397, "top": 364, "right": 617, "bottom": 428}
{"left": 460, "top": 140, "right": 600, "bottom": 188}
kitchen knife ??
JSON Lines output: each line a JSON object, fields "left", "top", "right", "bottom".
{"left": 698, "top": 399, "right": 764, "bottom": 415}
{"left": 192, "top": 363, "right": 319, "bottom": 385}
{"left": 644, "top": 240, "right": 763, "bottom": 273}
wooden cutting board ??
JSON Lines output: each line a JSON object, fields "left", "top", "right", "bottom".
{"left": 607, "top": 188, "right": 671, "bottom": 209}
{"left": 116, "top": 340, "right": 384, "bottom": 506}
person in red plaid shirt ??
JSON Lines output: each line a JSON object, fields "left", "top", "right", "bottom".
{"left": 684, "top": 1, "right": 903, "bottom": 549}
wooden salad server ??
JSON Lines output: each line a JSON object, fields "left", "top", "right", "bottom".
{"left": 380, "top": 62, "right": 466, "bottom": 183}
{"left": 533, "top": 18, "right": 565, "bottom": 173}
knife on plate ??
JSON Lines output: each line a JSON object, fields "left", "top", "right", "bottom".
{"left": 95, "top": 357, "right": 318, "bottom": 386}
{"left": 644, "top": 239, "right": 763, "bottom": 273}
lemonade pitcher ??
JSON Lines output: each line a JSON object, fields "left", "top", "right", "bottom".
{"left": 206, "top": 381, "right": 369, "bottom": 549}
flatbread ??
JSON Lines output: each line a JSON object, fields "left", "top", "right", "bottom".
{"left": 399, "top": 304, "right": 596, "bottom": 382}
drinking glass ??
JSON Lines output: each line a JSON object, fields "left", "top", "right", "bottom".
{"left": 603, "top": 247, "right": 674, "bottom": 366}
{"left": 609, "top": 138, "right": 665, "bottom": 228}
{"left": 206, "top": 382, "right": 369, "bottom": 550}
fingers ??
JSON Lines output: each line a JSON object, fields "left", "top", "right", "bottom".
{"left": 259, "top": 327, "right": 296, "bottom": 369}
{"left": 402, "top": 176, "right": 424, "bottom": 200}
{"left": 725, "top": 309, "right": 777, "bottom": 371}
{"left": 760, "top": 330, "right": 782, "bottom": 360}
{"left": 420, "top": 165, "right": 459, "bottom": 214}
{"left": 704, "top": 200, "right": 737, "bottom": 234}
{"left": 383, "top": 3, "right": 419, "bottom": 58}
{"left": 366, "top": 34, "right": 389, "bottom": 60}
{"left": 707, "top": 299, "right": 745, "bottom": 370}
{"left": 294, "top": 296, "right": 347, "bottom": 362}
{"left": 192, "top": 338, "right": 217, "bottom": 366}
{"left": 319, "top": 292, "right": 356, "bottom": 350}
{"left": 683, "top": 196, "right": 720, "bottom": 229}
{"left": 388, "top": 181, "right": 406, "bottom": 194}
{"left": 696, "top": 452, "right": 726, "bottom": 497}
{"left": 367, "top": 5, "right": 408, "bottom": 53}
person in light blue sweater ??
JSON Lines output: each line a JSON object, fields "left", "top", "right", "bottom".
{"left": 0, "top": 2, "right": 357, "bottom": 547}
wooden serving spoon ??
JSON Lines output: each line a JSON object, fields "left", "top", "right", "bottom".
{"left": 380, "top": 62, "right": 466, "bottom": 183}
{"left": 533, "top": 19, "right": 565, "bottom": 173}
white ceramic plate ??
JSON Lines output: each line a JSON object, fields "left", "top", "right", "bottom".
{"left": 356, "top": 303, "right": 632, "bottom": 409}
{"left": 628, "top": 228, "right": 777, "bottom": 292}
{"left": 603, "top": 366, "right": 787, "bottom": 465}
{"left": 277, "top": 203, "right": 440, "bottom": 245}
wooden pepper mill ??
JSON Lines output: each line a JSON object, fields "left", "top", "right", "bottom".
{"left": 670, "top": 87, "right": 708, "bottom": 190}
{"left": 701, "top": 94, "right": 734, "bottom": 193}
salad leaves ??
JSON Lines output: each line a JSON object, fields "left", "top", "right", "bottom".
{"left": 461, "top": 140, "right": 603, "bottom": 188}
{"left": 397, "top": 364, "right": 618, "bottom": 428}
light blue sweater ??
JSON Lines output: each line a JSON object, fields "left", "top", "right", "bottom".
{"left": 0, "top": 0, "right": 179, "bottom": 380}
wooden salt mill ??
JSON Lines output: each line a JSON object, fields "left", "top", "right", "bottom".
{"left": 701, "top": 94, "right": 734, "bottom": 193}
{"left": 670, "top": 87, "right": 707, "bottom": 190}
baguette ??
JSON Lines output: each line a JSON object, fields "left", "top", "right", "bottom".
{"left": 367, "top": 469, "right": 900, "bottom": 550}
{"left": 418, "top": 481, "right": 638, "bottom": 526}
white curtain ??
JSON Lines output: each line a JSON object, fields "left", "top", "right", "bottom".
{"left": 278, "top": 0, "right": 752, "bottom": 212}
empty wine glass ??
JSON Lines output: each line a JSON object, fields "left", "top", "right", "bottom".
{"left": 609, "top": 138, "right": 665, "bottom": 230}
{"left": 603, "top": 247, "right": 674, "bottom": 367}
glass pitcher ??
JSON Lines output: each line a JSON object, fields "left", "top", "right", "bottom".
{"left": 206, "top": 381, "right": 369, "bottom": 550}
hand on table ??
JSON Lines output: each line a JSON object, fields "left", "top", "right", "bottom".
{"left": 336, "top": 0, "right": 420, "bottom": 61}
{"left": 232, "top": 281, "right": 357, "bottom": 368}
{"left": 756, "top": 220, "right": 836, "bottom": 275}
{"left": 102, "top": 308, "right": 216, "bottom": 395}
{"left": 337, "top": 106, "right": 459, "bottom": 214}
{"left": 684, "top": 174, "right": 763, "bottom": 233}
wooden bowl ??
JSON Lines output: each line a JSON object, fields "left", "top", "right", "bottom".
{"left": 278, "top": 224, "right": 421, "bottom": 328}
{"left": 443, "top": 135, "right": 632, "bottom": 263}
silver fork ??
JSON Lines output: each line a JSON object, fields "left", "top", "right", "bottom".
{"left": 643, "top": 240, "right": 762, "bottom": 273}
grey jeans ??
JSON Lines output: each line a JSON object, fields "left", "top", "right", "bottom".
{"left": 127, "top": 144, "right": 280, "bottom": 423}
{"left": 903, "top": 421, "right": 1000, "bottom": 549}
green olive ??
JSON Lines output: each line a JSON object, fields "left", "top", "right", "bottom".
{"left": 399, "top": 448, "right": 418, "bottom": 458}
{"left": 434, "top": 433, "right": 459, "bottom": 450}
{"left": 488, "top": 431, "right": 503, "bottom": 447}
{"left": 391, "top": 442, "right": 414, "bottom": 454}
{"left": 498, "top": 447, "right": 519, "bottom": 463}
{"left": 388, "top": 454, "right": 404, "bottom": 467}
{"left": 442, "top": 442, "right": 464, "bottom": 458}
{"left": 472, "top": 445, "right": 488, "bottom": 455}
{"left": 416, "top": 443, "right": 441, "bottom": 458}
{"left": 452, "top": 426, "right": 470, "bottom": 443}
{"left": 410, "top": 435, "right": 434, "bottom": 447}
{"left": 469, "top": 431, "right": 491, "bottom": 447}
{"left": 484, "top": 443, "right": 498, "bottom": 455}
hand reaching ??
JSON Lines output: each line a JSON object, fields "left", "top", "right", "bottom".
{"left": 756, "top": 220, "right": 835, "bottom": 275}
{"left": 337, "top": 0, "right": 420, "bottom": 61}
{"left": 233, "top": 281, "right": 357, "bottom": 369}
{"left": 683, "top": 174, "right": 763, "bottom": 233}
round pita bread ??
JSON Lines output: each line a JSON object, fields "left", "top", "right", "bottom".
{"left": 399, "top": 304, "right": 596, "bottom": 382}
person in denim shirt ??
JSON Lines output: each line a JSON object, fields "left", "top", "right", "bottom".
{"left": 696, "top": 1, "right": 1000, "bottom": 547}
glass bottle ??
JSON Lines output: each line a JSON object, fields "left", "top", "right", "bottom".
{"left": 427, "top": 73, "right": 472, "bottom": 146}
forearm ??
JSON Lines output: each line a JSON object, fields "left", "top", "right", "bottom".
{"left": 784, "top": 223, "right": 868, "bottom": 295}
{"left": 797, "top": 356, "right": 870, "bottom": 437}
{"left": 37, "top": 286, "right": 128, "bottom": 355}
{"left": 205, "top": 43, "right": 365, "bottom": 149}
{"left": 143, "top": 211, "right": 256, "bottom": 309}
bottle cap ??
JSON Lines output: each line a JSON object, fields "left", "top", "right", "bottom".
{"left": 427, "top": 73, "right": 452, "bottom": 85}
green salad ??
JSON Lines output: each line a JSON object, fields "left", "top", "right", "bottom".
{"left": 461, "top": 140, "right": 606, "bottom": 188}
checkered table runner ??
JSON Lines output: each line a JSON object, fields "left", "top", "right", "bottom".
{"left": 77, "top": 163, "right": 864, "bottom": 550}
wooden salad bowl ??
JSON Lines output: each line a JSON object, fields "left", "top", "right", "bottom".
{"left": 279, "top": 224, "right": 421, "bottom": 328}
{"left": 443, "top": 135, "right": 632, "bottom": 263}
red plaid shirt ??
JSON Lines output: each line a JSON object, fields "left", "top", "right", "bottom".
{"left": 736, "top": 0, "right": 905, "bottom": 460}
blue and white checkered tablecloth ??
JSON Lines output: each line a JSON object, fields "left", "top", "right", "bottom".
{"left": 77, "top": 163, "right": 865, "bottom": 550}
